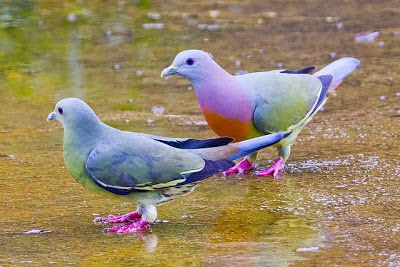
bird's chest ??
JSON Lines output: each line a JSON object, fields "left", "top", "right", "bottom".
{"left": 196, "top": 85, "right": 260, "bottom": 142}
{"left": 64, "top": 146, "right": 88, "bottom": 183}
{"left": 63, "top": 139, "right": 100, "bottom": 193}
{"left": 202, "top": 108, "right": 260, "bottom": 142}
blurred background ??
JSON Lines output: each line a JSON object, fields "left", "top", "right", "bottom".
{"left": 0, "top": 0, "right": 399, "bottom": 265}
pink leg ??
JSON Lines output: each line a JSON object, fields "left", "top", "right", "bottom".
{"left": 105, "top": 219, "right": 150, "bottom": 234}
{"left": 94, "top": 211, "right": 141, "bottom": 224}
{"left": 224, "top": 158, "right": 256, "bottom": 176}
{"left": 253, "top": 157, "right": 285, "bottom": 178}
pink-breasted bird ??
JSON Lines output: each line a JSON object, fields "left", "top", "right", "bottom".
{"left": 161, "top": 50, "right": 360, "bottom": 177}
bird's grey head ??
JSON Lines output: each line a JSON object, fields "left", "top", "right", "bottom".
{"left": 47, "top": 98, "right": 101, "bottom": 129}
{"left": 161, "top": 50, "right": 218, "bottom": 82}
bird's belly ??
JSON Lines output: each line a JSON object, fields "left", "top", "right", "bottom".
{"left": 203, "top": 109, "right": 259, "bottom": 142}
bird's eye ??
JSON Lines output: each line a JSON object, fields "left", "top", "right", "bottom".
{"left": 186, "top": 58, "right": 195, "bottom": 66}
{"left": 58, "top": 107, "right": 64, "bottom": 115}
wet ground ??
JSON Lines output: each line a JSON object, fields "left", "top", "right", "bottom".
{"left": 0, "top": 0, "right": 399, "bottom": 266}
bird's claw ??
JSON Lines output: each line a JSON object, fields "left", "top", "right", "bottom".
{"left": 94, "top": 211, "right": 142, "bottom": 224}
{"left": 253, "top": 158, "right": 285, "bottom": 178}
{"left": 104, "top": 220, "right": 150, "bottom": 234}
{"left": 224, "top": 158, "right": 255, "bottom": 176}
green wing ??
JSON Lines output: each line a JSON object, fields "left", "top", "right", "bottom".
{"left": 85, "top": 138, "right": 205, "bottom": 194}
{"left": 238, "top": 73, "right": 322, "bottom": 133}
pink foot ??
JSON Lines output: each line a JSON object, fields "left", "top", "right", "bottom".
{"left": 253, "top": 158, "right": 285, "bottom": 178}
{"left": 224, "top": 158, "right": 255, "bottom": 176}
{"left": 105, "top": 219, "right": 150, "bottom": 234}
{"left": 94, "top": 211, "right": 141, "bottom": 224}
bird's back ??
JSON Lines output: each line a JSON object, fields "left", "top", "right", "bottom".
{"left": 235, "top": 72, "right": 322, "bottom": 133}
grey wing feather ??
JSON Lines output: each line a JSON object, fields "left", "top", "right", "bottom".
{"left": 85, "top": 140, "right": 205, "bottom": 195}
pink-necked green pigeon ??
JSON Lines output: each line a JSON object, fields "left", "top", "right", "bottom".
{"left": 161, "top": 50, "right": 360, "bottom": 177}
{"left": 47, "top": 98, "right": 286, "bottom": 233}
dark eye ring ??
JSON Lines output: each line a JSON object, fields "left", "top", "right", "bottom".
{"left": 58, "top": 107, "right": 64, "bottom": 115}
{"left": 186, "top": 58, "right": 195, "bottom": 66}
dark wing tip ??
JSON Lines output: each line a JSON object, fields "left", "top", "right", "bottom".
{"left": 281, "top": 66, "right": 316, "bottom": 74}
{"left": 183, "top": 159, "right": 234, "bottom": 184}
{"left": 156, "top": 136, "right": 234, "bottom": 149}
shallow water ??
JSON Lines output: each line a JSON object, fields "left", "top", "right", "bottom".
{"left": 0, "top": 0, "right": 399, "bottom": 266}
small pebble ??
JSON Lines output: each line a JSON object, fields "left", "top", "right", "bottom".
{"left": 336, "top": 22, "right": 344, "bottom": 30}
{"left": 0, "top": 154, "right": 15, "bottom": 158}
{"left": 209, "top": 10, "right": 220, "bottom": 18}
{"left": 114, "top": 64, "right": 120, "bottom": 70}
{"left": 235, "top": 60, "right": 241, "bottom": 67}
{"left": 198, "top": 24, "right": 207, "bottom": 30}
{"left": 124, "top": 119, "right": 130, "bottom": 123}
{"left": 380, "top": 95, "right": 386, "bottom": 100}
{"left": 393, "top": 31, "right": 399, "bottom": 36}
{"left": 325, "top": 17, "right": 333, "bottom": 23}
{"left": 181, "top": 215, "right": 188, "bottom": 218}
{"left": 257, "top": 18, "right": 264, "bottom": 24}
{"left": 296, "top": 247, "right": 319, "bottom": 252}
{"left": 330, "top": 52, "right": 337, "bottom": 58}
{"left": 67, "top": 13, "right": 76, "bottom": 22}
{"left": 151, "top": 106, "right": 165, "bottom": 115}
{"left": 277, "top": 62, "right": 283, "bottom": 68}
{"left": 354, "top": 31, "right": 380, "bottom": 43}
{"left": 128, "top": 99, "right": 134, "bottom": 103}
{"left": 396, "top": 92, "right": 400, "bottom": 97}
{"left": 147, "top": 12, "right": 161, "bottom": 20}
{"left": 207, "top": 24, "right": 220, "bottom": 30}
{"left": 378, "top": 41, "right": 385, "bottom": 47}
{"left": 267, "top": 12, "right": 276, "bottom": 18}
{"left": 187, "top": 86, "right": 193, "bottom": 90}
{"left": 23, "top": 229, "right": 52, "bottom": 234}
{"left": 136, "top": 70, "right": 143, "bottom": 76}
{"left": 142, "top": 23, "right": 164, "bottom": 29}
{"left": 147, "top": 119, "right": 154, "bottom": 126}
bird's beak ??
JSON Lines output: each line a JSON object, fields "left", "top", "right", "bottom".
{"left": 161, "top": 65, "right": 178, "bottom": 78}
{"left": 47, "top": 112, "right": 56, "bottom": 122}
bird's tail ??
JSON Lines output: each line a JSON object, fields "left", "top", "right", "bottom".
{"left": 313, "top": 57, "right": 360, "bottom": 93}
{"left": 227, "top": 132, "right": 287, "bottom": 161}
{"left": 187, "top": 132, "right": 287, "bottom": 162}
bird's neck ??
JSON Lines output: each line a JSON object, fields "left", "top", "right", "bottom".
{"left": 62, "top": 120, "right": 112, "bottom": 175}
{"left": 65, "top": 116, "right": 110, "bottom": 143}
{"left": 190, "top": 72, "right": 256, "bottom": 142}
{"left": 192, "top": 73, "right": 250, "bottom": 118}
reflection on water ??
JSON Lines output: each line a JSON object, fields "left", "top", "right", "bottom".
{"left": 68, "top": 27, "right": 85, "bottom": 98}
{"left": 1, "top": 0, "right": 400, "bottom": 265}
